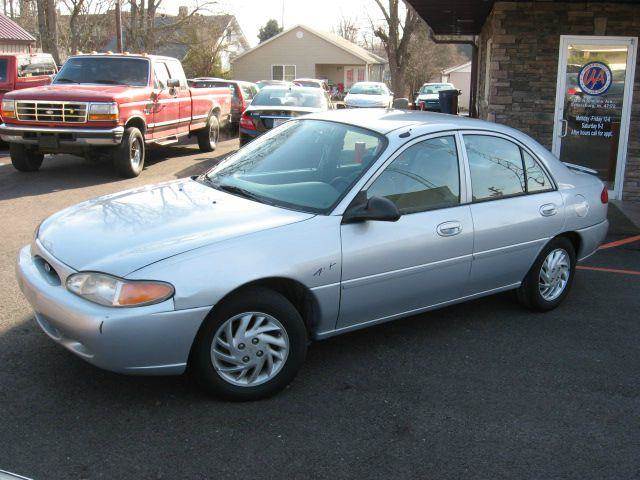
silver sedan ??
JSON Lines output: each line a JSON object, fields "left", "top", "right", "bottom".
{"left": 16, "top": 110, "right": 609, "bottom": 400}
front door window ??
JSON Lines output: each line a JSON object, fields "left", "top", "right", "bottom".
{"left": 553, "top": 36, "right": 637, "bottom": 197}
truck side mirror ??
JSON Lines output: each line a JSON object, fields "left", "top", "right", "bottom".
{"left": 167, "top": 78, "right": 180, "bottom": 88}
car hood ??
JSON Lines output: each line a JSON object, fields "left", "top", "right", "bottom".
{"left": 6, "top": 84, "right": 144, "bottom": 102}
{"left": 417, "top": 93, "right": 439, "bottom": 101}
{"left": 345, "top": 93, "right": 389, "bottom": 105}
{"left": 37, "top": 179, "right": 314, "bottom": 277}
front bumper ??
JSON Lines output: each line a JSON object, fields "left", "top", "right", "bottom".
{"left": 0, "top": 123, "right": 124, "bottom": 146}
{"left": 15, "top": 241, "right": 211, "bottom": 375}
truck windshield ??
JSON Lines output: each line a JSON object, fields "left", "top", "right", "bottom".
{"left": 54, "top": 57, "right": 149, "bottom": 86}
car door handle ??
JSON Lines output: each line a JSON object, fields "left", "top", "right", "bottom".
{"left": 539, "top": 203, "right": 558, "bottom": 217}
{"left": 437, "top": 221, "right": 462, "bottom": 237}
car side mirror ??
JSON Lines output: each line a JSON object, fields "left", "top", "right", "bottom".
{"left": 336, "top": 103, "right": 346, "bottom": 109}
{"left": 342, "top": 195, "right": 401, "bottom": 224}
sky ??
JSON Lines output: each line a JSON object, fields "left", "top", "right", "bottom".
{"left": 159, "top": 0, "right": 387, "bottom": 47}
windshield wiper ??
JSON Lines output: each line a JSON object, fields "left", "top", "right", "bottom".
{"left": 93, "top": 79, "right": 122, "bottom": 85}
{"left": 197, "top": 176, "right": 272, "bottom": 205}
{"left": 54, "top": 78, "right": 78, "bottom": 83}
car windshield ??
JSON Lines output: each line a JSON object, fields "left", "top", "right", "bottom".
{"left": 349, "top": 84, "right": 386, "bottom": 95}
{"left": 294, "top": 80, "right": 321, "bottom": 88}
{"left": 203, "top": 119, "right": 387, "bottom": 213}
{"left": 420, "top": 84, "right": 451, "bottom": 94}
{"left": 54, "top": 57, "right": 149, "bottom": 86}
{"left": 251, "top": 88, "right": 326, "bottom": 108}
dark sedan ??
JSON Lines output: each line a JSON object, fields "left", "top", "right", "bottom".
{"left": 239, "top": 85, "right": 332, "bottom": 146}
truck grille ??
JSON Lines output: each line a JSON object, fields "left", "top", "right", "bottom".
{"left": 16, "top": 101, "right": 88, "bottom": 123}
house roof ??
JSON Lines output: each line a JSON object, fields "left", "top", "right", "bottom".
{"left": 232, "top": 24, "right": 387, "bottom": 65}
{"left": 0, "top": 14, "right": 36, "bottom": 43}
{"left": 442, "top": 61, "right": 472, "bottom": 74}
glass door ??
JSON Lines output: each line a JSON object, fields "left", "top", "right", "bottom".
{"left": 552, "top": 36, "right": 637, "bottom": 199}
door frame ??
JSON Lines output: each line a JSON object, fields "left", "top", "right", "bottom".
{"left": 551, "top": 35, "right": 637, "bottom": 200}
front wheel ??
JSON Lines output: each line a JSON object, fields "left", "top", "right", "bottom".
{"left": 517, "top": 237, "right": 576, "bottom": 311}
{"left": 191, "top": 287, "right": 307, "bottom": 401}
{"left": 10, "top": 144, "right": 44, "bottom": 172}
{"left": 197, "top": 114, "right": 219, "bottom": 152}
{"left": 112, "top": 127, "right": 145, "bottom": 178}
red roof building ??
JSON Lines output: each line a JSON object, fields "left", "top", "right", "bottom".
{"left": 0, "top": 14, "right": 36, "bottom": 53}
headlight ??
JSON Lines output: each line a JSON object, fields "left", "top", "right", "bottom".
{"left": 66, "top": 272, "right": 174, "bottom": 307}
{"left": 88, "top": 102, "right": 118, "bottom": 121}
{"left": 2, "top": 98, "right": 15, "bottom": 118}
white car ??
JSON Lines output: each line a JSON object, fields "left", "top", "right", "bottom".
{"left": 415, "top": 82, "right": 455, "bottom": 111}
{"left": 345, "top": 82, "right": 393, "bottom": 108}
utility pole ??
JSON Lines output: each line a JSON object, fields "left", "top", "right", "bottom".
{"left": 115, "top": 0, "right": 123, "bottom": 52}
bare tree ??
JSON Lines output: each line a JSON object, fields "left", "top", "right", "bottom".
{"left": 333, "top": 14, "right": 359, "bottom": 43}
{"left": 372, "top": 0, "right": 420, "bottom": 97}
{"left": 36, "top": 0, "right": 60, "bottom": 64}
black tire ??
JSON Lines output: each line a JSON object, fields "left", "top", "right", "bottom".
{"left": 112, "top": 127, "right": 145, "bottom": 178}
{"left": 191, "top": 287, "right": 308, "bottom": 401}
{"left": 197, "top": 114, "right": 219, "bottom": 152}
{"left": 517, "top": 236, "right": 576, "bottom": 312}
{"left": 10, "top": 144, "right": 44, "bottom": 172}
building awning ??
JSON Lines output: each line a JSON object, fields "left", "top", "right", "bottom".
{"left": 406, "top": 0, "right": 640, "bottom": 36}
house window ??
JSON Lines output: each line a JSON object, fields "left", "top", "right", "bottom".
{"left": 272, "top": 65, "right": 296, "bottom": 81}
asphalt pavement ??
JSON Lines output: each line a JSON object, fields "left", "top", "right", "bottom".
{"left": 0, "top": 142, "right": 638, "bottom": 480}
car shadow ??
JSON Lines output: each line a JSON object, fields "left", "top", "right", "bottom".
{"left": 0, "top": 138, "right": 238, "bottom": 202}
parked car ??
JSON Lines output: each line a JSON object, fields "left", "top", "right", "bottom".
{"left": 239, "top": 85, "right": 332, "bottom": 146}
{"left": 189, "top": 78, "right": 258, "bottom": 128}
{"left": 0, "top": 53, "right": 231, "bottom": 177}
{"left": 16, "top": 110, "right": 609, "bottom": 401}
{"left": 415, "top": 82, "right": 455, "bottom": 111}
{"left": 0, "top": 53, "right": 57, "bottom": 121}
{"left": 344, "top": 81, "right": 393, "bottom": 108}
{"left": 293, "top": 78, "right": 329, "bottom": 91}
{"left": 256, "top": 79, "right": 290, "bottom": 90}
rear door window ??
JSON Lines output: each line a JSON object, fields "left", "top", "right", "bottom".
{"left": 17, "top": 54, "right": 56, "bottom": 77}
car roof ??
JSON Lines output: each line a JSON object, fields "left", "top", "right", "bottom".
{"left": 303, "top": 109, "right": 527, "bottom": 136}
{"left": 259, "top": 85, "right": 322, "bottom": 93}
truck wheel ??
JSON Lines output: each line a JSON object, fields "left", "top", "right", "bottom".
{"left": 197, "top": 115, "right": 219, "bottom": 153}
{"left": 113, "top": 127, "right": 145, "bottom": 178}
{"left": 10, "top": 144, "right": 44, "bottom": 172}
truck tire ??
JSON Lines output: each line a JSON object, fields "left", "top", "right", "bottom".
{"left": 112, "top": 127, "right": 145, "bottom": 178}
{"left": 10, "top": 144, "right": 44, "bottom": 172}
{"left": 197, "top": 114, "right": 219, "bottom": 153}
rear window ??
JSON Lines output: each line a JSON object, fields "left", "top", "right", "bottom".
{"left": 18, "top": 54, "right": 56, "bottom": 77}
{"left": 252, "top": 88, "right": 326, "bottom": 108}
{"left": 0, "top": 59, "right": 7, "bottom": 82}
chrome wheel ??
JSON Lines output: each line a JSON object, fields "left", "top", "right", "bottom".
{"left": 539, "top": 248, "right": 570, "bottom": 301}
{"left": 211, "top": 312, "right": 289, "bottom": 387}
{"left": 130, "top": 138, "right": 142, "bottom": 168}
{"left": 208, "top": 120, "right": 219, "bottom": 148}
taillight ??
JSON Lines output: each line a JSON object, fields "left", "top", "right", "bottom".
{"left": 240, "top": 112, "right": 255, "bottom": 130}
{"left": 600, "top": 186, "right": 608, "bottom": 204}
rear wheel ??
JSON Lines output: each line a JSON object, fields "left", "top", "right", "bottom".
{"left": 197, "top": 114, "right": 219, "bottom": 152}
{"left": 10, "top": 144, "right": 44, "bottom": 172}
{"left": 517, "top": 237, "right": 576, "bottom": 311}
{"left": 112, "top": 127, "right": 144, "bottom": 178}
{"left": 191, "top": 287, "right": 307, "bottom": 401}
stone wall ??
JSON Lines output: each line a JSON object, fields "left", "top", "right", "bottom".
{"left": 477, "top": 1, "right": 640, "bottom": 201}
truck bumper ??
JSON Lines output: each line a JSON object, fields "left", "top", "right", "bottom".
{"left": 0, "top": 123, "right": 124, "bottom": 147}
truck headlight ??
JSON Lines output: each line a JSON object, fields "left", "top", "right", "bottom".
{"left": 2, "top": 98, "right": 15, "bottom": 118}
{"left": 88, "top": 102, "right": 118, "bottom": 121}
{"left": 66, "top": 272, "right": 174, "bottom": 307}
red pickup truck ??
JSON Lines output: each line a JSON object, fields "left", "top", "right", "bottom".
{"left": 0, "top": 53, "right": 231, "bottom": 177}
{"left": 0, "top": 53, "right": 57, "bottom": 111}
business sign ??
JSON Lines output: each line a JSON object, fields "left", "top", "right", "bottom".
{"left": 578, "top": 61, "right": 612, "bottom": 96}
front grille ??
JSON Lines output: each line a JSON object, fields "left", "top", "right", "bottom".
{"left": 16, "top": 101, "right": 88, "bottom": 123}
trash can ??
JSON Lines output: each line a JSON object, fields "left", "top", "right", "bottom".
{"left": 438, "top": 89, "right": 461, "bottom": 114}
